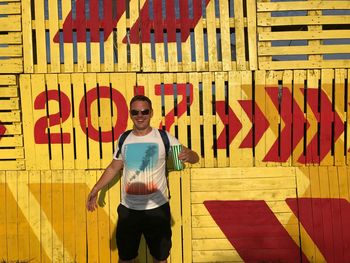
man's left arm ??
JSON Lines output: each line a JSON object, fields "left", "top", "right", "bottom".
{"left": 178, "top": 146, "right": 199, "bottom": 164}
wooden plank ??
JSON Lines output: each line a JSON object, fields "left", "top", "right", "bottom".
{"left": 61, "top": 0, "right": 73, "bottom": 72}
{"left": 259, "top": 15, "right": 350, "bottom": 27}
{"left": 202, "top": 72, "right": 214, "bottom": 167}
{"left": 176, "top": 73, "right": 189, "bottom": 148}
{"left": 348, "top": 70, "right": 350, "bottom": 164}
{"left": 58, "top": 74, "right": 75, "bottom": 169}
{"left": 0, "top": 135, "right": 23, "bottom": 147}
{"left": 84, "top": 73, "right": 100, "bottom": 169}
{"left": 0, "top": 111, "right": 20, "bottom": 122}
{"left": 188, "top": 72, "right": 202, "bottom": 167}
{"left": 214, "top": 72, "right": 227, "bottom": 167}
{"left": 259, "top": 60, "right": 350, "bottom": 70}
{"left": 116, "top": 8, "right": 127, "bottom": 72}
{"left": 0, "top": 16, "right": 21, "bottom": 31}
{"left": 257, "top": 1, "right": 350, "bottom": 11}
{"left": 259, "top": 30, "right": 350, "bottom": 41}
{"left": 234, "top": 0, "right": 246, "bottom": 70}
{"left": 0, "top": 87, "right": 18, "bottom": 97}
{"left": 129, "top": 0, "right": 140, "bottom": 71}
{"left": 0, "top": 98, "right": 19, "bottom": 110}
{"left": 0, "top": 45, "right": 22, "bottom": 57}
{"left": 48, "top": 0, "right": 60, "bottom": 72}
{"left": 194, "top": 5, "right": 206, "bottom": 71}
{"left": 21, "top": 0, "right": 33, "bottom": 73}
{"left": 182, "top": 169, "right": 192, "bottom": 263}
{"left": 1, "top": 123, "right": 21, "bottom": 135}
{"left": 206, "top": 0, "right": 218, "bottom": 71}
{"left": 0, "top": 2, "right": 20, "bottom": 14}
{"left": 259, "top": 45, "right": 350, "bottom": 56}
{"left": 34, "top": 0, "right": 47, "bottom": 73}
{"left": 0, "top": 148, "right": 24, "bottom": 159}
{"left": 0, "top": 58, "right": 22, "bottom": 73}
{"left": 247, "top": 0, "right": 258, "bottom": 70}
{"left": 71, "top": 74, "right": 88, "bottom": 169}
{"left": 0, "top": 75, "right": 16, "bottom": 84}
{"left": 219, "top": 0, "right": 231, "bottom": 71}
{"left": 179, "top": 0, "right": 191, "bottom": 72}
{"left": 153, "top": 2, "right": 166, "bottom": 72}
{"left": 0, "top": 160, "right": 25, "bottom": 170}
{"left": 6, "top": 172, "right": 18, "bottom": 261}
{"left": 0, "top": 172, "right": 8, "bottom": 261}
{"left": 334, "top": 69, "right": 346, "bottom": 166}
{"left": 257, "top": 0, "right": 272, "bottom": 65}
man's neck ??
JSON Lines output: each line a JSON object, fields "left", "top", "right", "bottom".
{"left": 132, "top": 126, "right": 152, "bottom": 136}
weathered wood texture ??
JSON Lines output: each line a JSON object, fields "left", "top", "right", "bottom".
{"left": 0, "top": 75, "right": 24, "bottom": 170}
{"left": 0, "top": 0, "right": 22, "bottom": 73}
{"left": 20, "top": 70, "right": 350, "bottom": 170}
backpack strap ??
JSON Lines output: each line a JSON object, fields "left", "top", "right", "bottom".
{"left": 115, "top": 130, "right": 132, "bottom": 158}
{"left": 158, "top": 129, "right": 170, "bottom": 158}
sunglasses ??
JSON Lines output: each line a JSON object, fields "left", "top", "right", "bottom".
{"left": 130, "top": 109, "right": 150, "bottom": 116}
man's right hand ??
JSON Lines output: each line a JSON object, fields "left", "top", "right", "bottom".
{"left": 86, "top": 188, "right": 98, "bottom": 212}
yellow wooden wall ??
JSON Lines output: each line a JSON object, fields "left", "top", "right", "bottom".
{"left": 1, "top": 0, "right": 350, "bottom": 262}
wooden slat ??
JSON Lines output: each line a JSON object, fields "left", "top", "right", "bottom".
{"left": 61, "top": 0, "right": 73, "bottom": 72}
{"left": 234, "top": 0, "right": 246, "bottom": 70}
{"left": 0, "top": 2, "right": 20, "bottom": 14}
{"left": 48, "top": 0, "right": 60, "bottom": 72}
{"left": 194, "top": 7, "right": 206, "bottom": 71}
{"left": 0, "top": 45, "right": 22, "bottom": 57}
{"left": 259, "top": 45, "right": 350, "bottom": 56}
{"left": 0, "top": 16, "right": 21, "bottom": 31}
{"left": 116, "top": 8, "right": 127, "bottom": 72}
{"left": 258, "top": 15, "right": 350, "bottom": 26}
{"left": 0, "top": 58, "right": 22, "bottom": 73}
{"left": 129, "top": 0, "right": 140, "bottom": 71}
{"left": 259, "top": 60, "right": 350, "bottom": 70}
{"left": 33, "top": 0, "right": 47, "bottom": 73}
{"left": 259, "top": 30, "right": 350, "bottom": 41}
{"left": 257, "top": 1, "right": 350, "bottom": 12}
{"left": 206, "top": 0, "right": 219, "bottom": 71}
{"left": 0, "top": 148, "right": 24, "bottom": 159}
{"left": 219, "top": 0, "right": 231, "bottom": 71}
{"left": 247, "top": 0, "right": 258, "bottom": 70}
{"left": 182, "top": 169, "right": 192, "bottom": 263}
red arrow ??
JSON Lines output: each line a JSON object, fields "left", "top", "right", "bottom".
{"left": 204, "top": 200, "right": 310, "bottom": 263}
{"left": 238, "top": 100, "right": 269, "bottom": 148}
{"left": 263, "top": 87, "right": 309, "bottom": 162}
{"left": 54, "top": 0, "right": 210, "bottom": 43}
{"left": 0, "top": 123, "right": 6, "bottom": 140}
{"left": 299, "top": 88, "right": 344, "bottom": 164}
{"left": 287, "top": 198, "right": 350, "bottom": 263}
{"left": 216, "top": 101, "right": 242, "bottom": 149}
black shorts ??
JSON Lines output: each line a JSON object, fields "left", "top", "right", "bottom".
{"left": 116, "top": 202, "right": 172, "bottom": 261}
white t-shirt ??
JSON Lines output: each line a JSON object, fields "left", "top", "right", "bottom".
{"left": 113, "top": 128, "right": 180, "bottom": 210}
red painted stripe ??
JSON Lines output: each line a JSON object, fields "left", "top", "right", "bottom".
{"left": 0, "top": 124, "right": 6, "bottom": 139}
{"left": 287, "top": 198, "right": 350, "bottom": 263}
{"left": 205, "top": 200, "right": 309, "bottom": 263}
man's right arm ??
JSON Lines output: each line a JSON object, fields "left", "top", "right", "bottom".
{"left": 86, "top": 159, "right": 123, "bottom": 211}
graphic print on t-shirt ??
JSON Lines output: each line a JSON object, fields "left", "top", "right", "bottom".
{"left": 124, "top": 142, "right": 159, "bottom": 195}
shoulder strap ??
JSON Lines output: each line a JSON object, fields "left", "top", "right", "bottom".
{"left": 115, "top": 130, "right": 132, "bottom": 158}
{"left": 158, "top": 129, "right": 170, "bottom": 158}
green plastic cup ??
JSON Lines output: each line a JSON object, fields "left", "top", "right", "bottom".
{"left": 171, "top": 144, "right": 183, "bottom": 171}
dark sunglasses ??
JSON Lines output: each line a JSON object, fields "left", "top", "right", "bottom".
{"left": 130, "top": 109, "right": 150, "bottom": 116}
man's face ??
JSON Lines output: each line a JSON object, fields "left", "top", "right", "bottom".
{"left": 130, "top": 100, "right": 153, "bottom": 131}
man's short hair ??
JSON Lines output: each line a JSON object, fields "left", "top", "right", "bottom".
{"left": 130, "top": 95, "right": 152, "bottom": 109}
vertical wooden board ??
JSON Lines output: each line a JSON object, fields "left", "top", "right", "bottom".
{"left": 51, "top": 170, "right": 64, "bottom": 262}
{"left": 347, "top": 70, "right": 350, "bottom": 165}
{"left": 206, "top": 0, "right": 218, "bottom": 71}
{"left": 181, "top": 37, "right": 192, "bottom": 72}
{"left": 86, "top": 170, "right": 99, "bottom": 262}
{"left": 306, "top": 70, "right": 320, "bottom": 164}
{"left": 163, "top": 74, "right": 176, "bottom": 134}
{"left": 219, "top": 0, "right": 231, "bottom": 71}
{"left": 292, "top": 70, "right": 307, "bottom": 166}
{"left": 46, "top": 74, "right": 63, "bottom": 169}
{"left": 282, "top": 70, "right": 293, "bottom": 166}
{"left": 6, "top": 172, "right": 18, "bottom": 261}
{"left": 95, "top": 171, "right": 111, "bottom": 263}
{"left": 337, "top": 166, "right": 350, "bottom": 202}
{"left": 168, "top": 41, "right": 178, "bottom": 73}
{"left": 194, "top": 9, "right": 205, "bottom": 71}
{"left": 20, "top": 75, "right": 36, "bottom": 169}
{"left": 74, "top": 170, "right": 87, "bottom": 263}
{"left": 31, "top": 74, "right": 51, "bottom": 169}
{"left": 116, "top": 10, "right": 127, "bottom": 71}
{"left": 34, "top": 0, "right": 47, "bottom": 72}
{"left": 21, "top": 0, "right": 33, "bottom": 72}
{"left": 40, "top": 170, "right": 53, "bottom": 263}
{"left": 90, "top": 42, "right": 101, "bottom": 72}
{"left": 84, "top": 73, "right": 101, "bottom": 169}
{"left": 254, "top": 70, "right": 267, "bottom": 166}
{"left": 61, "top": 0, "right": 73, "bottom": 72}
{"left": 257, "top": 0, "right": 271, "bottom": 66}
{"left": 202, "top": 72, "right": 214, "bottom": 167}
{"left": 104, "top": 31, "right": 114, "bottom": 72}
{"left": 0, "top": 172, "right": 7, "bottom": 260}
{"left": 214, "top": 72, "right": 227, "bottom": 167}
{"left": 176, "top": 73, "right": 189, "bottom": 148}
{"left": 307, "top": 9, "right": 322, "bottom": 63}
{"left": 334, "top": 69, "right": 346, "bottom": 166}
{"left": 153, "top": 1, "right": 166, "bottom": 72}
{"left": 179, "top": 0, "right": 191, "bottom": 72}
{"left": 181, "top": 169, "right": 192, "bottom": 263}
{"left": 246, "top": 0, "right": 257, "bottom": 70}
{"left": 129, "top": 0, "right": 140, "bottom": 71}
{"left": 77, "top": 41, "right": 87, "bottom": 72}
{"left": 63, "top": 170, "right": 76, "bottom": 262}
{"left": 264, "top": 71, "right": 280, "bottom": 166}
{"left": 71, "top": 74, "right": 88, "bottom": 169}
{"left": 229, "top": 71, "right": 243, "bottom": 166}
{"left": 28, "top": 171, "right": 41, "bottom": 263}
{"left": 48, "top": 0, "right": 60, "bottom": 72}
{"left": 97, "top": 74, "right": 114, "bottom": 168}
{"left": 188, "top": 72, "right": 202, "bottom": 167}
{"left": 58, "top": 74, "right": 75, "bottom": 169}
{"left": 169, "top": 171, "right": 182, "bottom": 263}
{"left": 320, "top": 69, "right": 334, "bottom": 166}
{"left": 17, "top": 171, "right": 30, "bottom": 261}
{"left": 234, "top": 0, "right": 246, "bottom": 70}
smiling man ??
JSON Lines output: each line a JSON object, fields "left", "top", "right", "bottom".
{"left": 86, "top": 95, "right": 199, "bottom": 263}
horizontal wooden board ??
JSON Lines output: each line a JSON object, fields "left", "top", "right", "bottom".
{"left": 0, "top": 2, "right": 21, "bottom": 14}
{"left": 257, "top": 1, "right": 350, "bottom": 11}
{"left": 0, "top": 148, "right": 24, "bottom": 159}
{"left": 0, "top": 160, "right": 24, "bottom": 170}
{"left": 0, "top": 16, "right": 21, "bottom": 31}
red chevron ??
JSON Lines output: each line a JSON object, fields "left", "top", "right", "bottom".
{"left": 0, "top": 123, "right": 6, "bottom": 140}
{"left": 204, "top": 200, "right": 310, "bottom": 263}
{"left": 299, "top": 88, "right": 344, "bottom": 164}
{"left": 238, "top": 100, "right": 269, "bottom": 148}
{"left": 54, "top": 0, "right": 210, "bottom": 43}
{"left": 263, "top": 87, "right": 309, "bottom": 162}
{"left": 216, "top": 101, "right": 242, "bottom": 149}
{"left": 287, "top": 198, "right": 350, "bottom": 263}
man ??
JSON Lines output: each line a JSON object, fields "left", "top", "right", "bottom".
{"left": 86, "top": 95, "right": 199, "bottom": 263}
